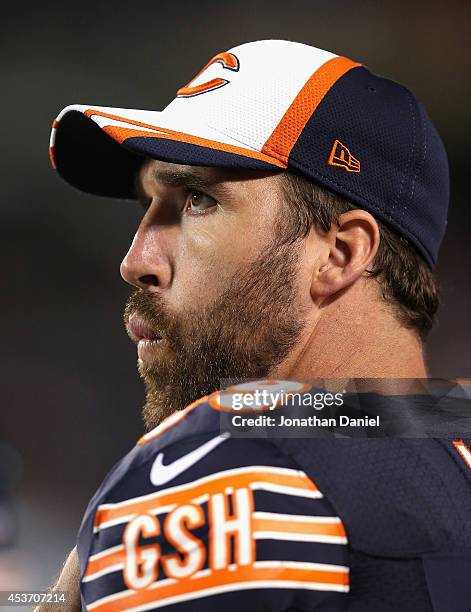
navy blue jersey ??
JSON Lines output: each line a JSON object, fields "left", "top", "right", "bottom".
{"left": 77, "top": 384, "right": 471, "bottom": 612}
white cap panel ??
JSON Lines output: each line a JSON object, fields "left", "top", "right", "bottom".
{"left": 163, "top": 40, "right": 337, "bottom": 151}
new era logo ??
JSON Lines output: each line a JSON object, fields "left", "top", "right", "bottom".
{"left": 328, "top": 140, "right": 361, "bottom": 173}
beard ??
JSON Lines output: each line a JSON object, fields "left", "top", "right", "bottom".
{"left": 124, "top": 239, "right": 307, "bottom": 431}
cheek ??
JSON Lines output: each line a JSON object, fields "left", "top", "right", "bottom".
{"left": 168, "top": 222, "right": 235, "bottom": 307}
{"left": 168, "top": 209, "right": 271, "bottom": 309}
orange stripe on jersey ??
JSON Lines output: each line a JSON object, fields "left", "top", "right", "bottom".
{"left": 208, "top": 382, "right": 312, "bottom": 412}
{"left": 261, "top": 56, "right": 361, "bottom": 164}
{"left": 87, "top": 563, "right": 349, "bottom": 611}
{"left": 252, "top": 515, "right": 347, "bottom": 540}
{"left": 81, "top": 109, "right": 285, "bottom": 168}
{"left": 85, "top": 546, "right": 125, "bottom": 580}
{"left": 94, "top": 468, "right": 319, "bottom": 530}
{"left": 137, "top": 397, "right": 206, "bottom": 445}
{"left": 453, "top": 440, "right": 471, "bottom": 470}
{"left": 85, "top": 513, "right": 346, "bottom": 581}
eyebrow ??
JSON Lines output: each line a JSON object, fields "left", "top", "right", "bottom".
{"left": 155, "top": 168, "right": 217, "bottom": 190}
{"left": 134, "top": 167, "right": 220, "bottom": 201}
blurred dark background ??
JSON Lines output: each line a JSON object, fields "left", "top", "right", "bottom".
{"left": 1, "top": 0, "right": 470, "bottom": 593}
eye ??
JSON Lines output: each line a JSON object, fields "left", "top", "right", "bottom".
{"left": 184, "top": 191, "right": 218, "bottom": 215}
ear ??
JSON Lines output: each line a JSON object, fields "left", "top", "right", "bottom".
{"left": 310, "top": 210, "right": 380, "bottom": 301}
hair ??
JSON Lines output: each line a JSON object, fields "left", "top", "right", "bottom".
{"left": 280, "top": 172, "right": 439, "bottom": 340}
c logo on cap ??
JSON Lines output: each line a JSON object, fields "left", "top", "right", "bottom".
{"left": 176, "top": 52, "right": 239, "bottom": 98}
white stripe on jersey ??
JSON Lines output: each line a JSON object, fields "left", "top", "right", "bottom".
{"left": 253, "top": 531, "right": 348, "bottom": 545}
{"left": 87, "top": 561, "right": 349, "bottom": 611}
{"left": 94, "top": 465, "right": 321, "bottom": 532}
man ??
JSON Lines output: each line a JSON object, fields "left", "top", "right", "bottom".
{"left": 41, "top": 40, "right": 471, "bottom": 611}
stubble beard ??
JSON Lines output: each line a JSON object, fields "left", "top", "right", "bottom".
{"left": 124, "top": 239, "right": 306, "bottom": 431}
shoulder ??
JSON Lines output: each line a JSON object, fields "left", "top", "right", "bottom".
{"left": 78, "top": 387, "right": 350, "bottom": 611}
{"left": 275, "top": 436, "right": 471, "bottom": 554}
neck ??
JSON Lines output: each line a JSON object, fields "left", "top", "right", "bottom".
{"left": 272, "top": 279, "right": 427, "bottom": 382}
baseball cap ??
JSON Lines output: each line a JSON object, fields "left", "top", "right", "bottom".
{"left": 49, "top": 39, "right": 449, "bottom": 267}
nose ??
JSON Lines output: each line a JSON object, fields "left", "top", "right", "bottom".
{"left": 120, "top": 222, "right": 172, "bottom": 292}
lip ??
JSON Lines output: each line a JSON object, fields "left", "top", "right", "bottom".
{"left": 127, "top": 313, "right": 163, "bottom": 344}
{"left": 137, "top": 337, "right": 163, "bottom": 361}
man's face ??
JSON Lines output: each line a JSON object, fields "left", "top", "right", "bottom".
{"left": 122, "top": 160, "right": 308, "bottom": 430}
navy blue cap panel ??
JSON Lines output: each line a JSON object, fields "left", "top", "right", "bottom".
{"left": 54, "top": 111, "right": 281, "bottom": 200}
{"left": 288, "top": 67, "right": 449, "bottom": 266}
{"left": 122, "top": 137, "right": 282, "bottom": 172}
{"left": 402, "top": 100, "right": 449, "bottom": 261}
{"left": 54, "top": 111, "right": 144, "bottom": 199}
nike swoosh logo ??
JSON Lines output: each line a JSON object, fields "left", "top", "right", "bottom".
{"left": 150, "top": 433, "right": 230, "bottom": 486}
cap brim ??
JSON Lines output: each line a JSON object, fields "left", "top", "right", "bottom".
{"left": 50, "top": 105, "right": 285, "bottom": 199}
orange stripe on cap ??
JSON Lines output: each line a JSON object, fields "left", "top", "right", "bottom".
{"left": 102, "top": 125, "right": 284, "bottom": 167}
{"left": 262, "top": 56, "right": 361, "bottom": 165}
{"left": 49, "top": 118, "right": 59, "bottom": 169}
{"left": 49, "top": 146, "right": 57, "bottom": 169}
{"left": 83, "top": 109, "right": 286, "bottom": 168}
{"left": 83, "top": 109, "right": 168, "bottom": 131}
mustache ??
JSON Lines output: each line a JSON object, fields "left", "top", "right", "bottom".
{"left": 124, "top": 290, "right": 171, "bottom": 339}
